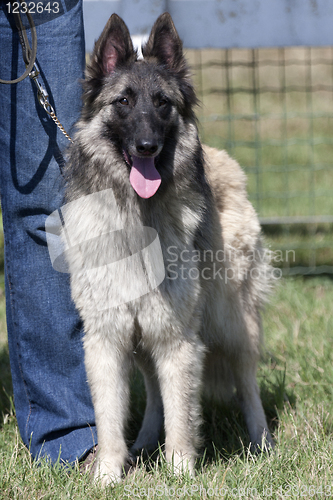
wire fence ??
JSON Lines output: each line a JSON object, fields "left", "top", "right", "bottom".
{"left": 187, "top": 46, "right": 333, "bottom": 275}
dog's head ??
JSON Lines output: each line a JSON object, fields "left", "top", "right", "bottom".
{"left": 81, "top": 13, "right": 198, "bottom": 199}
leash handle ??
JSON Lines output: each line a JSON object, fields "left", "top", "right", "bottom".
{"left": 1, "top": 2, "right": 74, "bottom": 144}
{"left": 0, "top": 1, "right": 37, "bottom": 84}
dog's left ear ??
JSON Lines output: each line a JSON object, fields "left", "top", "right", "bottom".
{"left": 142, "top": 13, "right": 184, "bottom": 71}
{"left": 89, "top": 13, "right": 136, "bottom": 79}
{"left": 143, "top": 13, "right": 197, "bottom": 117}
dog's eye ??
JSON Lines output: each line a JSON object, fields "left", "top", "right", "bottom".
{"left": 158, "top": 97, "right": 168, "bottom": 107}
{"left": 119, "top": 98, "right": 129, "bottom": 106}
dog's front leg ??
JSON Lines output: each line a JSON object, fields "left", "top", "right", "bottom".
{"left": 154, "top": 338, "right": 205, "bottom": 475}
{"left": 84, "top": 334, "right": 131, "bottom": 486}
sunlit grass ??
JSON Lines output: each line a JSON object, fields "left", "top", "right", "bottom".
{"left": 0, "top": 277, "right": 333, "bottom": 498}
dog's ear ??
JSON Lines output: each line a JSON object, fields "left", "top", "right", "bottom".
{"left": 89, "top": 13, "right": 136, "bottom": 78}
{"left": 142, "top": 13, "right": 184, "bottom": 71}
{"left": 143, "top": 13, "right": 197, "bottom": 118}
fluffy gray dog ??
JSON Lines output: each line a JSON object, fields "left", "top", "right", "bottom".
{"left": 62, "top": 12, "right": 274, "bottom": 485}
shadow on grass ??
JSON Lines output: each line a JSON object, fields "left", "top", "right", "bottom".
{"left": 200, "top": 369, "right": 296, "bottom": 464}
{"left": 262, "top": 223, "right": 333, "bottom": 270}
{"left": 127, "top": 365, "right": 297, "bottom": 467}
{"left": 262, "top": 222, "right": 333, "bottom": 237}
{"left": 0, "top": 343, "right": 13, "bottom": 425}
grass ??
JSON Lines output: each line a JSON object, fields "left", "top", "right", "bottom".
{"left": 1, "top": 276, "right": 333, "bottom": 498}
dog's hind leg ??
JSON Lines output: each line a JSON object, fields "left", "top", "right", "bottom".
{"left": 131, "top": 350, "right": 164, "bottom": 456}
{"left": 204, "top": 296, "right": 274, "bottom": 452}
{"left": 154, "top": 338, "right": 205, "bottom": 475}
{"left": 232, "top": 356, "right": 274, "bottom": 452}
{"left": 228, "top": 310, "right": 274, "bottom": 452}
{"left": 232, "top": 309, "right": 274, "bottom": 452}
{"left": 204, "top": 346, "right": 273, "bottom": 452}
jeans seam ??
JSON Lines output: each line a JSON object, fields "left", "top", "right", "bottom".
{"left": 4, "top": 239, "right": 33, "bottom": 445}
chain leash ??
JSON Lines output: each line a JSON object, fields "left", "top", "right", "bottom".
{"left": 30, "top": 64, "right": 74, "bottom": 144}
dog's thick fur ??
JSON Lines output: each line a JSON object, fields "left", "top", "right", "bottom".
{"left": 63, "top": 13, "right": 274, "bottom": 484}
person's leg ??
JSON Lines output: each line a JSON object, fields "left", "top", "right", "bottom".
{"left": 0, "top": 1, "right": 97, "bottom": 464}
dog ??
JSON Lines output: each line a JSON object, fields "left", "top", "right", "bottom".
{"left": 62, "top": 12, "right": 274, "bottom": 485}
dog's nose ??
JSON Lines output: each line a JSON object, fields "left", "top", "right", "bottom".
{"left": 136, "top": 140, "right": 158, "bottom": 156}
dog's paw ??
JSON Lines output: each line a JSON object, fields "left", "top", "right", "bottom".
{"left": 251, "top": 430, "right": 275, "bottom": 454}
{"left": 94, "top": 454, "right": 137, "bottom": 486}
{"left": 94, "top": 457, "right": 123, "bottom": 486}
{"left": 123, "top": 453, "right": 138, "bottom": 475}
{"left": 169, "top": 452, "right": 196, "bottom": 477}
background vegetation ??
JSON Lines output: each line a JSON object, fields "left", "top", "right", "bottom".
{"left": 188, "top": 46, "right": 333, "bottom": 272}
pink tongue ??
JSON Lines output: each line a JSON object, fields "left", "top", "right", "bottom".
{"left": 129, "top": 156, "right": 161, "bottom": 199}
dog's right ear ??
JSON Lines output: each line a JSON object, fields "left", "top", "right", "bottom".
{"left": 88, "top": 14, "right": 136, "bottom": 78}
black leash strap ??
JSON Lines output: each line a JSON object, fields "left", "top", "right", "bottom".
{"left": 0, "top": 2, "right": 37, "bottom": 84}
{"left": 0, "top": 1, "right": 74, "bottom": 143}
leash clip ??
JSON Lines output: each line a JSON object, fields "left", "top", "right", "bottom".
{"left": 29, "top": 62, "right": 55, "bottom": 116}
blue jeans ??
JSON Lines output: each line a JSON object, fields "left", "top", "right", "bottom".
{"left": 0, "top": 1, "right": 97, "bottom": 463}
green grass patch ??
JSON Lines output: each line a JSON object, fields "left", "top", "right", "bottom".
{"left": 0, "top": 276, "right": 332, "bottom": 498}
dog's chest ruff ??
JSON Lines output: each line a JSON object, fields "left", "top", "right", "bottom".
{"left": 62, "top": 189, "right": 204, "bottom": 324}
